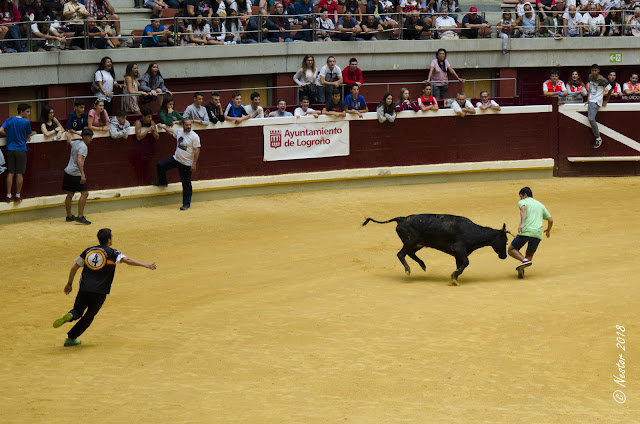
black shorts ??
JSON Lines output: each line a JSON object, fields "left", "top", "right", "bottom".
{"left": 510, "top": 235, "right": 541, "bottom": 253}
{"left": 7, "top": 151, "right": 27, "bottom": 174}
{"left": 62, "top": 171, "right": 88, "bottom": 193}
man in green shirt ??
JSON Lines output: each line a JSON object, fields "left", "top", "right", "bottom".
{"left": 508, "top": 187, "right": 553, "bottom": 278}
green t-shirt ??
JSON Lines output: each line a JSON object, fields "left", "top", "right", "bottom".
{"left": 159, "top": 109, "right": 183, "bottom": 127}
{"left": 517, "top": 197, "right": 551, "bottom": 239}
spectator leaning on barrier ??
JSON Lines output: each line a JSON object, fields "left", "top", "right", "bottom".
{"left": 135, "top": 108, "right": 160, "bottom": 141}
{"left": 342, "top": 58, "right": 363, "bottom": 87}
{"left": 542, "top": 6, "right": 563, "bottom": 38}
{"left": 361, "top": 14, "right": 384, "bottom": 40}
{"left": 377, "top": 92, "right": 397, "bottom": 123}
{"left": 461, "top": 6, "right": 491, "bottom": 39}
{"left": 39, "top": 105, "right": 66, "bottom": 140}
{"left": 140, "top": 63, "right": 172, "bottom": 108}
{"left": 245, "top": 8, "right": 268, "bottom": 43}
{"left": 31, "top": 20, "right": 66, "bottom": 52}
{"left": 623, "top": 72, "right": 640, "bottom": 96}
{"left": 67, "top": 99, "right": 88, "bottom": 137}
{"left": 143, "top": 18, "right": 172, "bottom": 47}
{"left": 109, "top": 110, "right": 130, "bottom": 139}
{"left": 476, "top": 90, "right": 501, "bottom": 111}
{"left": 183, "top": 92, "right": 210, "bottom": 125}
{"left": 224, "top": 91, "right": 250, "bottom": 124}
{"left": 206, "top": 92, "right": 226, "bottom": 124}
{"left": 154, "top": 120, "right": 201, "bottom": 211}
{"left": 294, "top": 96, "right": 321, "bottom": 117}
{"left": 402, "top": 10, "right": 427, "bottom": 40}
{"left": 95, "top": 15, "right": 120, "bottom": 48}
{"left": 1, "top": 103, "right": 33, "bottom": 203}
{"left": 451, "top": 92, "right": 476, "bottom": 117}
{"left": 322, "top": 89, "right": 347, "bottom": 117}
{"left": 344, "top": 83, "right": 369, "bottom": 118}
{"left": 585, "top": 64, "right": 612, "bottom": 148}
{"left": 3, "top": 17, "right": 30, "bottom": 53}
{"left": 580, "top": 4, "right": 605, "bottom": 36}
{"left": 542, "top": 68, "right": 568, "bottom": 97}
{"left": 336, "top": 10, "right": 362, "bottom": 41}
{"left": 159, "top": 97, "right": 184, "bottom": 126}
{"left": 88, "top": 99, "right": 110, "bottom": 133}
{"left": 245, "top": 92, "right": 265, "bottom": 119}
{"left": 607, "top": 71, "right": 622, "bottom": 97}
{"left": 417, "top": 82, "right": 438, "bottom": 111}
{"left": 396, "top": 87, "right": 420, "bottom": 112}
{"left": 319, "top": 56, "right": 343, "bottom": 105}
{"left": 268, "top": 99, "right": 294, "bottom": 117}
{"left": 604, "top": 9, "right": 622, "bottom": 36}
{"left": 294, "top": 55, "right": 322, "bottom": 104}
{"left": 565, "top": 70, "right": 587, "bottom": 102}
{"left": 427, "top": 48, "right": 464, "bottom": 100}
{"left": 62, "top": 128, "right": 94, "bottom": 224}
{"left": 562, "top": 5, "right": 582, "bottom": 37}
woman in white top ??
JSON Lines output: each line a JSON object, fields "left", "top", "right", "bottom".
{"left": 187, "top": 15, "right": 217, "bottom": 45}
{"left": 565, "top": 69, "right": 587, "bottom": 102}
{"left": 293, "top": 55, "right": 322, "bottom": 104}
{"left": 93, "top": 56, "right": 122, "bottom": 116}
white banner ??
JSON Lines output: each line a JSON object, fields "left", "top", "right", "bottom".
{"left": 263, "top": 121, "right": 350, "bottom": 161}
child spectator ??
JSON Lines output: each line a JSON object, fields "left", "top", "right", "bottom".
{"left": 109, "top": 110, "right": 131, "bottom": 139}
{"left": 396, "top": 88, "right": 419, "bottom": 112}
{"left": 67, "top": 99, "right": 88, "bottom": 136}
{"left": 344, "top": 84, "right": 369, "bottom": 118}
{"left": 497, "top": 10, "right": 514, "bottom": 54}
{"left": 322, "top": 89, "right": 347, "bottom": 117}
{"left": 224, "top": 92, "right": 250, "bottom": 124}
{"left": 159, "top": 97, "right": 184, "bottom": 126}
{"left": 142, "top": 18, "right": 171, "bottom": 47}
{"left": 377, "top": 92, "right": 396, "bottom": 123}
{"left": 39, "top": 105, "right": 65, "bottom": 140}
{"left": 88, "top": 99, "right": 110, "bottom": 133}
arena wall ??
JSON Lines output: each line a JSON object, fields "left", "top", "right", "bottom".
{"left": 2, "top": 102, "right": 640, "bottom": 222}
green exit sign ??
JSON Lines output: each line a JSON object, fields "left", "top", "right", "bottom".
{"left": 609, "top": 53, "right": 622, "bottom": 63}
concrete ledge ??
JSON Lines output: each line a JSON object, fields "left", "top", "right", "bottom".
{"left": 0, "top": 159, "right": 554, "bottom": 224}
{"left": 568, "top": 156, "right": 640, "bottom": 162}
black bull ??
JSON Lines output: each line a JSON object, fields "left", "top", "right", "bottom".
{"left": 362, "top": 214, "right": 509, "bottom": 285}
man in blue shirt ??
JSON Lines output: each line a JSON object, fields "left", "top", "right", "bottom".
{"left": 0, "top": 103, "right": 33, "bottom": 203}
{"left": 67, "top": 99, "right": 88, "bottom": 137}
{"left": 223, "top": 92, "right": 250, "bottom": 124}
{"left": 142, "top": 18, "right": 171, "bottom": 47}
{"left": 344, "top": 84, "right": 369, "bottom": 118}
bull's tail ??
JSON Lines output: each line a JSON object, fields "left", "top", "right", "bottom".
{"left": 362, "top": 217, "right": 406, "bottom": 226}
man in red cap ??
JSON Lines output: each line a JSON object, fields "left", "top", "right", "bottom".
{"left": 461, "top": 6, "right": 491, "bottom": 38}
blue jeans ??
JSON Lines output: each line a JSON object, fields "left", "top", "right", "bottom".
{"left": 157, "top": 156, "right": 193, "bottom": 207}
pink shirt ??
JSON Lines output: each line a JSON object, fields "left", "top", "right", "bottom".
{"left": 430, "top": 58, "right": 450, "bottom": 86}
{"left": 89, "top": 109, "right": 110, "bottom": 127}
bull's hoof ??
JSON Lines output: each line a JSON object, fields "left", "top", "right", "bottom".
{"left": 449, "top": 279, "right": 459, "bottom": 286}
{"left": 420, "top": 265, "right": 426, "bottom": 272}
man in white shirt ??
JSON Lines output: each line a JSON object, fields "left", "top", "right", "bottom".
{"left": 244, "top": 92, "right": 265, "bottom": 119}
{"left": 580, "top": 4, "right": 605, "bottom": 36}
{"left": 476, "top": 91, "right": 501, "bottom": 112}
{"left": 562, "top": 5, "right": 582, "bottom": 37}
{"left": 451, "top": 93, "right": 476, "bottom": 117}
{"left": 154, "top": 119, "right": 201, "bottom": 210}
{"left": 294, "top": 96, "right": 320, "bottom": 118}
{"left": 318, "top": 56, "right": 343, "bottom": 105}
{"left": 622, "top": 73, "right": 640, "bottom": 96}
{"left": 435, "top": 5, "right": 458, "bottom": 39}
{"left": 585, "top": 64, "right": 611, "bottom": 148}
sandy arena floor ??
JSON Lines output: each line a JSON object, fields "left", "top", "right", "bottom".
{"left": 0, "top": 176, "right": 638, "bottom": 423}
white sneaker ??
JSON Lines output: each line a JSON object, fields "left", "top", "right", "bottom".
{"left": 516, "top": 259, "right": 532, "bottom": 270}
{"left": 594, "top": 138, "right": 602, "bottom": 148}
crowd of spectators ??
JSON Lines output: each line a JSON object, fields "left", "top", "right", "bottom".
{"left": 2, "top": 0, "right": 640, "bottom": 53}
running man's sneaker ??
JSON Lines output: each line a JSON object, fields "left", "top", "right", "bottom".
{"left": 180, "top": 205, "right": 190, "bottom": 211}
{"left": 75, "top": 216, "right": 91, "bottom": 225}
{"left": 65, "top": 215, "right": 76, "bottom": 222}
{"left": 594, "top": 138, "right": 602, "bottom": 148}
{"left": 516, "top": 258, "right": 532, "bottom": 270}
{"left": 53, "top": 313, "right": 73, "bottom": 328}
{"left": 64, "top": 338, "right": 81, "bottom": 347}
